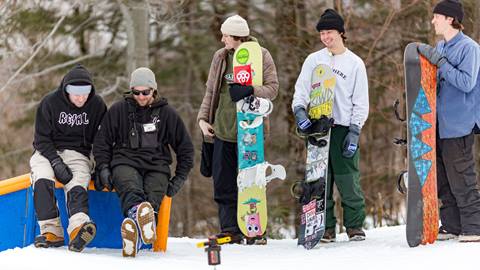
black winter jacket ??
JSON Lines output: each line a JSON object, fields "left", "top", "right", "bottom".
{"left": 93, "top": 97, "right": 194, "bottom": 178}
{"left": 33, "top": 64, "right": 107, "bottom": 162}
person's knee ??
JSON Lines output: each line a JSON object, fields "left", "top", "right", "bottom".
{"left": 67, "top": 186, "right": 89, "bottom": 217}
{"left": 34, "top": 178, "right": 58, "bottom": 221}
{"left": 112, "top": 166, "right": 142, "bottom": 192}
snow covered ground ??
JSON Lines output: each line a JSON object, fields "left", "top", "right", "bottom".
{"left": 1, "top": 225, "right": 479, "bottom": 270}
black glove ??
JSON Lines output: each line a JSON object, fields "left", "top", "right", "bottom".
{"left": 50, "top": 157, "right": 73, "bottom": 185}
{"left": 342, "top": 124, "right": 361, "bottom": 158}
{"left": 417, "top": 43, "right": 447, "bottom": 67}
{"left": 166, "top": 176, "right": 186, "bottom": 197}
{"left": 229, "top": 83, "right": 254, "bottom": 102}
{"left": 94, "top": 164, "right": 113, "bottom": 191}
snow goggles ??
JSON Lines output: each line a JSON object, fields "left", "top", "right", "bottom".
{"left": 131, "top": 89, "right": 153, "bottom": 96}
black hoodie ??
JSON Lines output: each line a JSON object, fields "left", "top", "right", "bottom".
{"left": 33, "top": 64, "right": 107, "bottom": 162}
{"left": 93, "top": 97, "right": 194, "bottom": 178}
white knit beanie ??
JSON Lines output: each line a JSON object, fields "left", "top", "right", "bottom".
{"left": 220, "top": 15, "right": 250, "bottom": 37}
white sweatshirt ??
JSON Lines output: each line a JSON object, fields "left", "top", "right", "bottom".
{"left": 292, "top": 48, "right": 369, "bottom": 128}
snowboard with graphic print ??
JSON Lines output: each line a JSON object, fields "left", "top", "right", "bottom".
{"left": 292, "top": 64, "right": 335, "bottom": 249}
{"left": 232, "top": 41, "right": 286, "bottom": 239}
{"left": 403, "top": 42, "right": 438, "bottom": 247}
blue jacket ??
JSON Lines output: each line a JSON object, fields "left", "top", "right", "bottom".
{"left": 436, "top": 32, "right": 480, "bottom": 139}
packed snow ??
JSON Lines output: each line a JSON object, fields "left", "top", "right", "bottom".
{"left": 1, "top": 225, "right": 479, "bottom": 270}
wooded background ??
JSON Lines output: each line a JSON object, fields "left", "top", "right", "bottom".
{"left": 0, "top": 0, "right": 479, "bottom": 238}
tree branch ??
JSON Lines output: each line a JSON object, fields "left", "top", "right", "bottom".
{"left": 0, "top": 15, "right": 66, "bottom": 95}
{"left": 98, "top": 76, "right": 124, "bottom": 97}
{"left": 365, "top": 8, "right": 396, "bottom": 64}
{"left": 13, "top": 46, "right": 111, "bottom": 85}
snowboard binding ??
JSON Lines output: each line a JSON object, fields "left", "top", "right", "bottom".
{"left": 393, "top": 137, "right": 407, "bottom": 146}
{"left": 237, "top": 96, "right": 273, "bottom": 129}
{"left": 392, "top": 99, "right": 407, "bottom": 146}
{"left": 308, "top": 136, "right": 328, "bottom": 148}
{"left": 296, "top": 115, "right": 334, "bottom": 140}
{"left": 291, "top": 179, "right": 326, "bottom": 204}
{"left": 396, "top": 170, "right": 407, "bottom": 195}
{"left": 240, "top": 95, "right": 273, "bottom": 116}
{"left": 393, "top": 99, "right": 406, "bottom": 122}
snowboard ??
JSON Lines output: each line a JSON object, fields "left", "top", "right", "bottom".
{"left": 233, "top": 41, "right": 286, "bottom": 239}
{"left": 403, "top": 42, "right": 438, "bottom": 247}
{"left": 293, "top": 64, "right": 335, "bottom": 249}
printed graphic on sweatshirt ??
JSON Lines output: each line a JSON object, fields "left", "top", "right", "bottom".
{"left": 58, "top": 112, "right": 90, "bottom": 127}
{"left": 332, "top": 68, "right": 347, "bottom": 80}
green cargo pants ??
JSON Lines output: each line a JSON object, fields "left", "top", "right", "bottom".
{"left": 325, "top": 125, "right": 366, "bottom": 229}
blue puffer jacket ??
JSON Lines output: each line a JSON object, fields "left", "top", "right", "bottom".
{"left": 436, "top": 32, "right": 480, "bottom": 139}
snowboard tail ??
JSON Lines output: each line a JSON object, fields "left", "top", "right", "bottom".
{"left": 237, "top": 162, "right": 286, "bottom": 237}
{"left": 404, "top": 42, "right": 438, "bottom": 247}
{"left": 297, "top": 189, "right": 326, "bottom": 249}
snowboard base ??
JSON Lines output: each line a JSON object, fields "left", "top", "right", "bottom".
{"left": 403, "top": 42, "right": 438, "bottom": 247}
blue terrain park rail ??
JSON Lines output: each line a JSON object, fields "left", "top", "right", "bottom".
{"left": 0, "top": 186, "right": 125, "bottom": 252}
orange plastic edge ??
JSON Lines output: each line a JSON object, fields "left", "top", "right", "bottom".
{"left": 154, "top": 196, "right": 171, "bottom": 252}
{"left": 0, "top": 174, "right": 31, "bottom": 196}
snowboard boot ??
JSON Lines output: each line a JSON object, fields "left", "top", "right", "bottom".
{"left": 346, "top": 228, "right": 366, "bottom": 241}
{"left": 121, "top": 217, "right": 140, "bottom": 257}
{"left": 128, "top": 202, "right": 156, "bottom": 245}
{"left": 68, "top": 221, "right": 96, "bottom": 252}
{"left": 437, "top": 227, "right": 459, "bottom": 241}
{"left": 34, "top": 232, "right": 64, "bottom": 248}
{"left": 246, "top": 235, "right": 267, "bottom": 245}
{"left": 320, "top": 228, "right": 336, "bottom": 243}
{"left": 459, "top": 234, "right": 480, "bottom": 242}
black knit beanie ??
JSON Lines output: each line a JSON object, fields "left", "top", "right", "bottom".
{"left": 433, "top": 0, "right": 464, "bottom": 23}
{"left": 316, "top": 9, "right": 345, "bottom": 33}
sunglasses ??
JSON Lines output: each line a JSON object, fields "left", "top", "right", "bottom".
{"left": 131, "top": 89, "right": 153, "bottom": 96}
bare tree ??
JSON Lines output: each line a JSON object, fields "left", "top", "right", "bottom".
{"left": 325, "top": 0, "right": 334, "bottom": 9}
{"left": 118, "top": 0, "right": 149, "bottom": 75}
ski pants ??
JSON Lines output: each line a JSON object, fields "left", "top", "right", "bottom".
{"left": 437, "top": 132, "right": 480, "bottom": 235}
{"left": 212, "top": 137, "right": 241, "bottom": 234}
{"left": 112, "top": 164, "right": 170, "bottom": 217}
{"left": 30, "top": 150, "right": 92, "bottom": 237}
{"left": 325, "top": 125, "right": 366, "bottom": 229}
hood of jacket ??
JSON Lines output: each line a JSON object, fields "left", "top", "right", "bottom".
{"left": 57, "top": 64, "right": 96, "bottom": 106}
